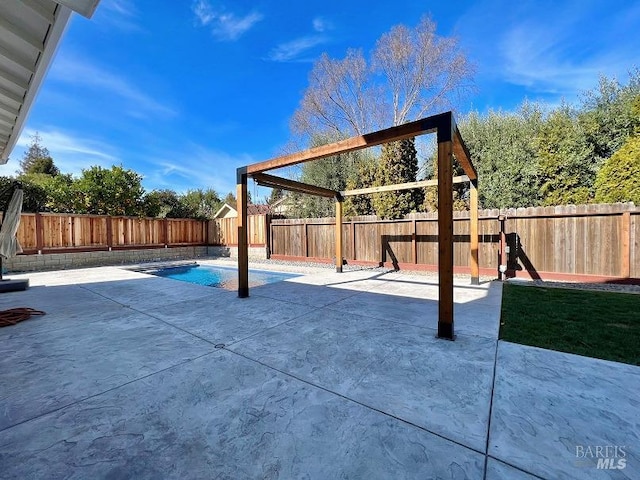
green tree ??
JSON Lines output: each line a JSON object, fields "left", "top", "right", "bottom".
{"left": 594, "top": 135, "right": 640, "bottom": 204}
{"left": 222, "top": 191, "right": 252, "bottom": 210}
{"left": 421, "top": 150, "right": 467, "bottom": 212}
{"left": 19, "top": 133, "right": 59, "bottom": 175}
{"left": 344, "top": 151, "right": 378, "bottom": 216}
{"left": 26, "top": 156, "right": 59, "bottom": 176}
{"left": 223, "top": 192, "right": 236, "bottom": 209}
{"left": 578, "top": 71, "right": 640, "bottom": 164}
{"left": 266, "top": 188, "right": 284, "bottom": 205}
{"left": 180, "top": 188, "right": 222, "bottom": 219}
{"left": 372, "top": 139, "right": 422, "bottom": 219}
{"left": 20, "top": 173, "right": 76, "bottom": 212}
{"left": 0, "top": 176, "right": 47, "bottom": 212}
{"left": 75, "top": 165, "right": 145, "bottom": 216}
{"left": 142, "top": 189, "right": 189, "bottom": 218}
{"left": 536, "top": 106, "right": 594, "bottom": 205}
{"left": 459, "top": 103, "right": 545, "bottom": 208}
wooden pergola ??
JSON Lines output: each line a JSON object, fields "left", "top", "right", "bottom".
{"left": 236, "top": 111, "right": 478, "bottom": 340}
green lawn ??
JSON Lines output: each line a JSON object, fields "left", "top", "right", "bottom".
{"left": 500, "top": 283, "right": 640, "bottom": 366}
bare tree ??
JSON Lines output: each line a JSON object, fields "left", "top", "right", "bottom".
{"left": 374, "top": 16, "right": 474, "bottom": 126}
{"left": 291, "top": 16, "right": 474, "bottom": 139}
{"left": 292, "top": 50, "right": 382, "bottom": 137}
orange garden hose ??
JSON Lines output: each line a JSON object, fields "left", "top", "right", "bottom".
{"left": 0, "top": 308, "right": 45, "bottom": 327}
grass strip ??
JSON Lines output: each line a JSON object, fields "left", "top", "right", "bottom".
{"left": 500, "top": 283, "right": 640, "bottom": 365}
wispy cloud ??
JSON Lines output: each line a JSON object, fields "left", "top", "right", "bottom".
{"left": 457, "top": 0, "right": 640, "bottom": 103}
{"left": 312, "top": 16, "right": 332, "bottom": 33}
{"left": 142, "top": 145, "right": 255, "bottom": 194}
{"left": 500, "top": 24, "right": 599, "bottom": 94}
{"left": 192, "top": 0, "right": 263, "bottom": 41}
{"left": 49, "top": 56, "right": 177, "bottom": 119}
{"left": 267, "top": 16, "right": 331, "bottom": 62}
{"left": 95, "top": 0, "right": 142, "bottom": 32}
{"left": 6, "top": 128, "right": 119, "bottom": 176}
{"left": 267, "top": 35, "right": 327, "bottom": 62}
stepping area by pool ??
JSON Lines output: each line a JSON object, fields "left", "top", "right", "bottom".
{"left": 0, "top": 260, "right": 638, "bottom": 479}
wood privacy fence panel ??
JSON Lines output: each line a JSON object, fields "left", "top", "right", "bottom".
{"left": 38, "top": 214, "right": 108, "bottom": 249}
{"left": 167, "top": 219, "right": 206, "bottom": 245}
{"left": 112, "top": 217, "right": 163, "bottom": 246}
{"left": 8, "top": 213, "right": 207, "bottom": 252}
{"left": 209, "top": 215, "right": 267, "bottom": 246}
{"left": 272, "top": 223, "right": 304, "bottom": 257}
{"left": 506, "top": 205, "right": 624, "bottom": 276}
{"left": 270, "top": 203, "right": 639, "bottom": 279}
{"left": 307, "top": 223, "right": 332, "bottom": 258}
{"left": 14, "top": 213, "right": 37, "bottom": 249}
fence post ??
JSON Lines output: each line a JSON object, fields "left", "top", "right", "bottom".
{"left": 412, "top": 218, "right": 417, "bottom": 264}
{"left": 106, "top": 216, "right": 113, "bottom": 251}
{"left": 621, "top": 211, "right": 631, "bottom": 278}
{"left": 269, "top": 219, "right": 274, "bottom": 258}
{"left": 35, "top": 212, "right": 44, "bottom": 254}
{"left": 350, "top": 221, "right": 356, "bottom": 260}
{"left": 163, "top": 218, "right": 169, "bottom": 247}
{"left": 265, "top": 214, "right": 271, "bottom": 258}
{"left": 303, "top": 221, "right": 308, "bottom": 258}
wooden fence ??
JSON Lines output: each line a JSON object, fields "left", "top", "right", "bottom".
{"left": 269, "top": 203, "right": 639, "bottom": 282}
{"left": 8, "top": 213, "right": 208, "bottom": 254}
{"left": 11, "top": 206, "right": 637, "bottom": 281}
{"left": 208, "top": 214, "right": 269, "bottom": 247}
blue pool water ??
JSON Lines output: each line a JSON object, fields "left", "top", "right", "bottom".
{"left": 152, "top": 264, "right": 300, "bottom": 290}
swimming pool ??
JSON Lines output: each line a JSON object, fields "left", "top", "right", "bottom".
{"left": 151, "top": 264, "right": 300, "bottom": 290}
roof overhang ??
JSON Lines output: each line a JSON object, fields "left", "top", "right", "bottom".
{"left": 0, "top": 0, "right": 100, "bottom": 164}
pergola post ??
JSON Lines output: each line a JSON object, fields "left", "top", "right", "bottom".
{"left": 237, "top": 168, "right": 249, "bottom": 298}
{"left": 470, "top": 179, "right": 479, "bottom": 285}
{"left": 335, "top": 197, "right": 343, "bottom": 273}
{"left": 437, "top": 124, "right": 455, "bottom": 340}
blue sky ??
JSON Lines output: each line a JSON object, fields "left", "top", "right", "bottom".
{"left": 2, "top": 0, "right": 639, "bottom": 199}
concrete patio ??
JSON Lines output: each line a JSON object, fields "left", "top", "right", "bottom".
{"left": 0, "top": 261, "right": 638, "bottom": 479}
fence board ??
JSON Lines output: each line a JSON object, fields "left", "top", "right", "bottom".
{"left": 631, "top": 213, "right": 639, "bottom": 278}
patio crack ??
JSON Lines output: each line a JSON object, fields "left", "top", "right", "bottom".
{"left": 482, "top": 339, "right": 500, "bottom": 480}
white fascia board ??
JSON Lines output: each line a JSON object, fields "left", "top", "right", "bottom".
{"left": 55, "top": 0, "right": 100, "bottom": 19}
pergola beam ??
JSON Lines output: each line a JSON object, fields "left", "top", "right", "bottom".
{"left": 246, "top": 113, "right": 452, "bottom": 174}
{"left": 341, "top": 176, "right": 469, "bottom": 197}
{"left": 453, "top": 126, "right": 477, "bottom": 180}
{"left": 252, "top": 172, "right": 338, "bottom": 199}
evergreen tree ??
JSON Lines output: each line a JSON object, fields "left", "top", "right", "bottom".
{"left": 594, "top": 136, "right": 640, "bottom": 204}
{"left": 344, "top": 152, "right": 378, "bottom": 216}
{"left": 536, "top": 106, "right": 594, "bottom": 205}
{"left": 372, "top": 138, "right": 422, "bottom": 219}
{"left": 20, "top": 133, "right": 59, "bottom": 175}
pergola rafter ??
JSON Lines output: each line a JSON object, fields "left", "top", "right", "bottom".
{"left": 237, "top": 111, "right": 479, "bottom": 340}
{"left": 340, "top": 175, "right": 470, "bottom": 197}
{"left": 252, "top": 173, "right": 339, "bottom": 199}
